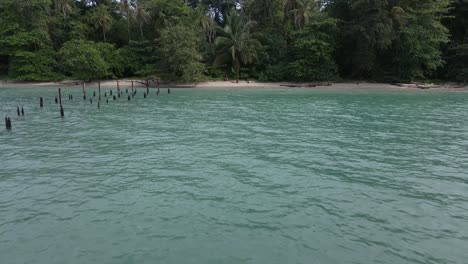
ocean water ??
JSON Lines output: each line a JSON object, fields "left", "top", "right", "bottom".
{"left": 1, "top": 87, "right": 467, "bottom": 264}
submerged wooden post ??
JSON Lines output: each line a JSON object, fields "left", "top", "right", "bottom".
{"left": 59, "top": 88, "right": 64, "bottom": 117}
{"left": 55, "top": 97, "right": 58, "bottom": 104}
{"left": 110, "top": 90, "right": 112, "bottom": 96}
{"left": 40, "top": 97, "right": 44, "bottom": 107}
{"left": 117, "top": 80, "right": 120, "bottom": 94}
{"left": 168, "top": 88, "right": 171, "bottom": 94}
{"left": 106, "top": 98, "right": 108, "bottom": 104}
{"left": 113, "top": 95, "right": 116, "bottom": 101}
{"left": 144, "top": 93, "right": 146, "bottom": 98}
{"left": 146, "top": 80, "right": 149, "bottom": 95}
{"left": 21, "top": 107, "right": 24, "bottom": 116}
{"left": 98, "top": 81, "right": 101, "bottom": 101}
{"left": 5, "top": 116, "right": 12, "bottom": 130}
{"left": 98, "top": 101, "right": 100, "bottom": 109}
{"left": 128, "top": 95, "right": 131, "bottom": 101}
{"left": 17, "top": 107, "right": 20, "bottom": 116}
{"left": 82, "top": 81, "right": 86, "bottom": 100}
{"left": 90, "top": 98, "right": 92, "bottom": 104}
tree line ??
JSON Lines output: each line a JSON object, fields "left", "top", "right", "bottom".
{"left": 0, "top": 0, "right": 466, "bottom": 83}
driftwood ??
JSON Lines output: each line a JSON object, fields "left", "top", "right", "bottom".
{"left": 280, "top": 82, "right": 332, "bottom": 88}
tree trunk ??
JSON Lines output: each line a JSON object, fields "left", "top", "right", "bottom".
{"left": 103, "top": 28, "right": 107, "bottom": 43}
{"left": 235, "top": 60, "right": 240, "bottom": 83}
{"left": 127, "top": 10, "right": 131, "bottom": 43}
{"left": 140, "top": 22, "right": 143, "bottom": 41}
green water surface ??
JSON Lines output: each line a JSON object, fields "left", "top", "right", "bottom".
{"left": 1, "top": 87, "right": 467, "bottom": 264}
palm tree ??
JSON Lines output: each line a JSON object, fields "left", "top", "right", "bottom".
{"left": 54, "top": 0, "right": 75, "bottom": 19}
{"left": 198, "top": 5, "right": 216, "bottom": 44}
{"left": 95, "top": 5, "right": 112, "bottom": 43}
{"left": 118, "top": 0, "right": 136, "bottom": 42}
{"left": 284, "top": 0, "right": 316, "bottom": 28}
{"left": 214, "top": 10, "right": 261, "bottom": 83}
{"left": 133, "top": 1, "right": 151, "bottom": 40}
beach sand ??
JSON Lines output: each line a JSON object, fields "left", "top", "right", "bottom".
{"left": 1, "top": 79, "right": 467, "bottom": 91}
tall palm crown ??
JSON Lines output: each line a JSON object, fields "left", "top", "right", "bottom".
{"left": 54, "top": 0, "right": 75, "bottom": 19}
{"left": 284, "top": 0, "right": 317, "bottom": 28}
{"left": 133, "top": 2, "right": 151, "bottom": 40}
{"left": 95, "top": 5, "right": 112, "bottom": 43}
{"left": 214, "top": 10, "right": 261, "bottom": 83}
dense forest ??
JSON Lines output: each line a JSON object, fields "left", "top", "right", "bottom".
{"left": 0, "top": 0, "right": 467, "bottom": 83}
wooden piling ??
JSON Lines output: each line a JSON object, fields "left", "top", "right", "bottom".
{"left": 58, "top": 88, "right": 63, "bottom": 105}
{"left": 5, "top": 116, "right": 12, "bottom": 130}
{"left": 113, "top": 95, "right": 116, "bottom": 101}
{"left": 110, "top": 90, "right": 112, "bottom": 96}
{"left": 168, "top": 88, "right": 171, "bottom": 94}
{"left": 106, "top": 98, "right": 108, "bottom": 104}
{"left": 17, "top": 107, "right": 20, "bottom": 116}
{"left": 21, "top": 107, "right": 24, "bottom": 116}
{"left": 90, "top": 98, "right": 92, "bottom": 104}
{"left": 144, "top": 93, "right": 146, "bottom": 98}
{"left": 59, "top": 88, "right": 64, "bottom": 117}
{"left": 82, "top": 81, "right": 86, "bottom": 99}
{"left": 40, "top": 97, "right": 44, "bottom": 107}
{"left": 117, "top": 80, "right": 120, "bottom": 94}
{"left": 55, "top": 97, "right": 58, "bottom": 104}
{"left": 128, "top": 95, "right": 131, "bottom": 101}
{"left": 98, "top": 101, "right": 100, "bottom": 109}
{"left": 98, "top": 81, "right": 101, "bottom": 101}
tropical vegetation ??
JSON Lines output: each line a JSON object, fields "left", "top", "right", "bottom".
{"left": 0, "top": 0, "right": 466, "bottom": 83}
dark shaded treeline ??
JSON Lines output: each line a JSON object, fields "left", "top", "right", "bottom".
{"left": 0, "top": 0, "right": 466, "bottom": 83}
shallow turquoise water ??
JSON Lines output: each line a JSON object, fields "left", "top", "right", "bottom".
{"left": 1, "top": 87, "right": 468, "bottom": 264}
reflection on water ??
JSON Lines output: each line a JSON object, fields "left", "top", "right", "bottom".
{"left": 1, "top": 87, "right": 468, "bottom": 264}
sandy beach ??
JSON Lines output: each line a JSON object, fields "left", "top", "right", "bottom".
{"left": 1, "top": 79, "right": 467, "bottom": 91}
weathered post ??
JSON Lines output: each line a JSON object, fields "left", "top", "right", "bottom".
{"left": 168, "top": 88, "right": 171, "bottom": 94}
{"left": 82, "top": 81, "right": 86, "bottom": 100}
{"left": 21, "top": 107, "right": 24, "bottom": 116}
{"left": 113, "top": 95, "right": 116, "bottom": 101}
{"left": 105, "top": 92, "right": 107, "bottom": 98}
{"left": 117, "top": 80, "right": 120, "bottom": 94}
{"left": 98, "top": 81, "right": 101, "bottom": 101}
{"left": 98, "top": 101, "right": 100, "bottom": 109}
{"left": 144, "top": 93, "right": 147, "bottom": 98}
{"left": 59, "top": 88, "right": 65, "bottom": 117}
{"left": 106, "top": 98, "right": 109, "bottom": 104}
{"left": 40, "top": 97, "right": 44, "bottom": 107}
{"left": 157, "top": 88, "right": 160, "bottom": 96}
{"left": 146, "top": 80, "right": 149, "bottom": 95}
{"left": 55, "top": 97, "right": 58, "bottom": 104}
{"left": 93, "top": 91, "right": 96, "bottom": 97}
{"left": 110, "top": 90, "right": 112, "bottom": 96}
{"left": 17, "top": 107, "right": 20, "bottom": 116}
{"left": 128, "top": 95, "right": 131, "bottom": 101}
{"left": 5, "top": 116, "right": 12, "bottom": 130}
{"left": 90, "top": 98, "right": 93, "bottom": 104}
{"left": 59, "top": 88, "right": 64, "bottom": 117}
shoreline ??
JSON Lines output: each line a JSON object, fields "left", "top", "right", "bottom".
{"left": 1, "top": 80, "right": 467, "bottom": 91}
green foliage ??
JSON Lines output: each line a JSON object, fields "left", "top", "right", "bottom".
{"left": 214, "top": 10, "right": 262, "bottom": 82}
{"left": 0, "top": 0, "right": 464, "bottom": 82}
{"left": 394, "top": 0, "right": 451, "bottom": 80}
{"left": 158, "top": 25, "right": 204, "bottom": 82}
{"left": 58, "top": 40, "right": 109, "bottom": 80}
{"left": 286, "top": 16, "right": 339, "bottom": 81}
{"left": 8, "top": 48, "right": 63, "bottom": 81}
